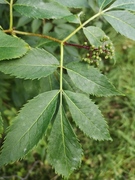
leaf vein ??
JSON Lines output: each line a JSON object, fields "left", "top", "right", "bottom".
{"left": 64, "top": 92, "right": 103, "bottom": 133}
{"left": 18, "top": 91, "right": 59, "bottom": 146}
{"left": 104, "top": 13, "right": 135, "bottom": 29}
{"left": 67, "top": 68, "right": 111, "bottom": 90}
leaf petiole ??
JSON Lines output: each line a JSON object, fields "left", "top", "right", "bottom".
{"left": 3, "top": 29, "right": 62, "bottom": 43}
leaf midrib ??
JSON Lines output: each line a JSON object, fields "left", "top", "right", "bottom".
{"left": 64, "top": 91, "right": 104, "bottom": 134}
{"left": 7, "top": 64, "right": 58, "bottom": 67}
{"left": 17, "top": 91, "right": 59, "bottom": 148}
{"left": 66, "top": 67, "right": 112, "bottom": 91}
{"left": 100, "top": 0, "right": 106, "bottom": 10}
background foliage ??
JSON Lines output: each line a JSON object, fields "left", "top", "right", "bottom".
{"left": 0, "top": 0, "right": 135, "bottom": 179}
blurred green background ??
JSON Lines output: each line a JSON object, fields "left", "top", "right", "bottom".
{"left": 0, "top": 2, "right": 135, "bottom": 179}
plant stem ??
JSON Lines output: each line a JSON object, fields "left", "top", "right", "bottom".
{"left": 4, "top": 30, "right": 62, "bottom": 43}
{"left": 60, "top": 43, "right": 64, "bottom": 140}
{"left": 60, "top": 43, "right": 64, "bottom": 92}
{"left": 9, "top": 0, "right": 13, "bottom": 31}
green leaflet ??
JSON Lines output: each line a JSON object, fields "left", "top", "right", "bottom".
{"left": 97, "top": 0, "right": 113, "bottom": 9}
{"left": 0, "top": 90, "right": 59, "bottom": 166}
{"left": 103, "top": 10, "right": 135, "bottom": 41}
{"left": 64, "top": 91, "right": 112, "bottom": 141}
{"left": 0, "top": 48, "right": 59, "bottom": 80}
{"left": 51, "top": 0, "right": 89, "bottom": 8}
{"left": 16, "top": 16, "right": 33, "bottom": 28}
{"left": 0, "top": 113, "right": 3, "bottom": 138}
{"left": 47, "top": 107, "right": 82, "bottom": 178}
{"left": 108, "top": 0, "right": 135, "bottom": 11}
{"left": 66, "top": 61, "right": 119, "bottom": 96}
{"left": 83, "top": 26, "right": 110, "bottom": 47}
{"left": 14, "top": 0, "right": 72, "bottom": 19}
{"left": 0, "top": 31, "right": 29, "bottom": 61}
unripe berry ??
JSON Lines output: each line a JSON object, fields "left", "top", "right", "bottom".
{"left": 104, "top": 36, "right": 109, "bottom": 41}
{"left": 99, "top": 45, "right": 102, "bottom": 49}
{"left": 105, "top": 56, "right": 109, "bottom": 59}
{"left": 96, "top": 61, "right": 99, "bottom": 66}
{"left": 99, "top": 49, "right": 103, "bottom": 53}
{"left": 87, "top": 59, "right": 90, "bottom": 64}
{"left": 108, "top": 43, "right": 113, "bottom": 47}
{"left": 91, "top": 45, "right": 95, "bottom": 49}
{"left": 92, "top": 55, "right": 96, "bottom": 58}
{"left": 84, "top": 42, "right": 88, "bottom": 45}
{"left": 96, "top": 55, "right": 99, "bottom": 59}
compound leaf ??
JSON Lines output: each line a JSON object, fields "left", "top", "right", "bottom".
{"left": 0, "top": 31, "right": 29, "bottom": 61}
{"left": 0, "top": 90, "right": 59, "bottom": 166}
{"left": 103, "top": 10, "right": 135, "bottom": 41}
{"left": 66, "top": 61, "right": 119, "bottom": 96}
{"left": 64, "top": 91, "right": 112, "bottom": 141}
{"left": 108, "top": 0, "right": 135, "bottom": 11}
{"left": 47, "top": 107, "right": 82, "bottom": 178}
{"left": 14, "top": 0, "right": 72, "bottom": 19}
{"left": 0, "top": 48, "right": 59, "bottom": 80}
{"left": 52, "top": 0, "right": 89, "bottom": 8}
{"left": 97, "top": 0, "right": 113, "bottom": 9}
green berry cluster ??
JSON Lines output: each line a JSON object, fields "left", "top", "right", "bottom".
{"left": 82, "top": 36, "right": 114, "bottom": 65}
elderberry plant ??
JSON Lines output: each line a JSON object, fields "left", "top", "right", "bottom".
{"left": 0, "top": 0, "right": 135, "bottom": 178}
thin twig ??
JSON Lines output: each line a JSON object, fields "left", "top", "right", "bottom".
{"left": 64, "top": 42, "right": 90, "bottom": 50}
{"left": 3, "top": 29, "right": 62, "bottom": 43}
{"left": 0, "top": 161, "right": 41, "bottom": 180}
{"left": 22, "top": 160, "right": 40, "bottom": 180}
